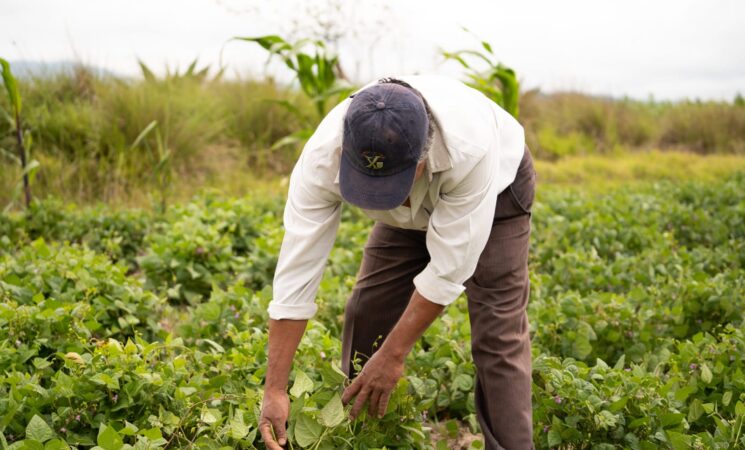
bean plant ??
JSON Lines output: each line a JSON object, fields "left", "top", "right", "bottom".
{"left": 1, "top": 174, "right": 744, "bottom": 448}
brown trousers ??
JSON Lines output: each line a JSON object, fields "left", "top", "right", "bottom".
{"left": 341, "top": 146, "right": 536, "bottom": 450}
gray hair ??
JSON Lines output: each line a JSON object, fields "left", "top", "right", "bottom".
{"left": 378, "top": 77, "right": 434, "bottom": 163}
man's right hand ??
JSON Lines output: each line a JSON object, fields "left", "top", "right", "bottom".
{"left": 259, "top": 388, "right": 290, "bottom": 450}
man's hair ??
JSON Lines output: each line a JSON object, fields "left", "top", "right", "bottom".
{"left": 377, "top": 77, "right": 434, "bottom": 162}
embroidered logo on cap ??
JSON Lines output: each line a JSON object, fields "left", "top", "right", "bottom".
{"left": 362, "top": 152, "right": 385, "bottom": 170}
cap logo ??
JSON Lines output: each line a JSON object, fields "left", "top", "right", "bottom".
{"left": 362, "top": 151, "right": 385, "bottom": 170}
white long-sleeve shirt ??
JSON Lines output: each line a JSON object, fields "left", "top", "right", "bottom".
{"left": 268, "top": 74, "right": 525, "bottom": 320}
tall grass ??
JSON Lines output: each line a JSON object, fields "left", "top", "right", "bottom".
{"left": 1, "top": 67, "right": 744, "bottom": 207}
{"left": 0, "top": 66, "right": 304, "bottom": 205}
{"left": 520, "top": 91, "right": 745, "bottom": 159}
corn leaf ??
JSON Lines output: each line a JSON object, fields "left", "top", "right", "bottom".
{"left": 0, "top": 57, "right": 21, "bottom": 117}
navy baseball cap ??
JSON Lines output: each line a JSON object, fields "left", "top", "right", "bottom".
{"left": 340, "top": 82, "right": 429, "bottom": 210}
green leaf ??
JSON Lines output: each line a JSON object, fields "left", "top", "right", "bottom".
{"left": 15, "top": 440, "right": 44, "bottom": 450}
{"left": 666, "top": 431, "right": 691, "bottom": 450}
{"left": 294, "top": 413, "right": 322, "bottom": 448}
{"left": 201, "top": 338, "right": 225, "bottom": 353}
{"left": 270, "top": 128, "right": 314, "bottom": 151}
{"left": 674, "top": 385, "right": 697, "bottom": 402}
{"left": 688, "top": 398, "right": 704, "bottom": 422}
{"left": 547, "top": 428, "right": 562, "bottom": 447}
{"left": 318, "top": 393, "right": 344, "bottom": 428}
{"left": 26, "top": 415, "right": 55, "bottom": 443}
{"left": 129, "top": 120, "right": 158, "bottom": 151}
{"left": 90, "top": 373, "right": 119, "bottom": 390}
{"left": 609, "top": 397, "right": 629, "bottom": 412}
{"left": 700, "top": 363, "right": 712, "bottom": 384}
{"left": 141, "top": 427, "right": 163, "bottom": 441}
{"left": 613, "top": 354, "right": 626, "bottom": 370}
{"left": 453, "top": 373, "right": 474, "bottom": 391}
{"left": 319, "top": 361, "right": 347, "bottom": 386}
{"left": 736, "top": 401, "right": 745, "bottom": 416}
{"left": 200, "top": 408, "right": 221, "bottom": 425}
{"left": 571, "top": 336, "right": 593, "bottom": 360}
{"left": 290, "top": 370, "right": 314, "bottom": 398}
{"left": 97, "top": 425, "right": 123, "bottom": 450}
{"left": 137, "top": 60, "right": 157, "bottom": 82}
{"left": 722, "top": 391, "right": 733, "bottom": 406}
{"left": 43, "top": 438, "right": 70, "bottom": 450}
{"left": 660, "top": 413, "right": 685, "bottom": 428}
{"left": 31, "top": 239, "right": 51, "bottom": 259}
{"left": 0, "top": 58, "right": 21, "bottom": 117}
{"left": 120, "top": 421, "right": 138, "bottom": 436}
{"left": 228, "top": 411, "right": 249, "bottom": 440}
{"left": 233, "top": 35, "right": 291, "bottom": 53}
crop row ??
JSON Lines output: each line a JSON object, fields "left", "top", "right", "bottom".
{"left": 1, "top": 174, "right": 744, "bottom": 448}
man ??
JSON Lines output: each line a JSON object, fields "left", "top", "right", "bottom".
{"left": 259, "top": 74, "right": 536, "bottom": 450}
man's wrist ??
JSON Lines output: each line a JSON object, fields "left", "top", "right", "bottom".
{"left": 380, "top": 340, "right": 410, "bottom": 362}
{"left": 264, "top": 384, "right": 287, "bottom": 395}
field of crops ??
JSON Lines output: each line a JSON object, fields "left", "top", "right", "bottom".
{"left": 1, "top": 172, "right": 744, "bottom": 449}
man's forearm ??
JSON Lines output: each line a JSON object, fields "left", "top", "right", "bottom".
{"left": 379, "top": 289, "right": 444, "bottom": 360}
{"left": 265, "top": 319, "right": 308, "bottom": 392}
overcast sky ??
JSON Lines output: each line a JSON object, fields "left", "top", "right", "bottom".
{"left": 2, "top": 0, "right": 744, "bottom": 101}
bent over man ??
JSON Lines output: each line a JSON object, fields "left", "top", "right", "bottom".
{"left": 260, "top": 74, "right": 537, "bottom": 450}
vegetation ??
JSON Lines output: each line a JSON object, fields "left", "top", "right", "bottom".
{"left": 0, "top": 64, "right": 306, "bottom": 208}
{"left": 1, "top": 32, "right": 745, "bottom": 449}
{"left": 234, "top": 35, "right": 354, "bottom": 151}
{"left": 442, "top": 29, "right": 521, "bottom": 118}
{"left": 1, "top": 62, "right": 745, "bottom": 208}
{"left": 520, "top": 91, "right": 745, "bottom": 159}
{"left": 1, "top": 59, "right": 38, "bottom": 212}
{"left": 1, "top": 167, "right": 744, "bottom": 448}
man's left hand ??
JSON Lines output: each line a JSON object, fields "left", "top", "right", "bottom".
{"left": 341, "top": 350, "right": 404, "bottom": 419}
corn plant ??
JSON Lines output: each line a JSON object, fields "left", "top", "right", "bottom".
{"left": 1, "top": 58, "right": 38, "bottom": 212}
{"left": 442, "top": 30, "right": 521, "bottom": 118}
{"left": 233, "top": 35, "right": 354, "bottom": 150}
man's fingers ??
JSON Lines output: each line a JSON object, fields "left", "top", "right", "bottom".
{"left": 259, "top": 421, "right": 284, "bottom": 450}
{"left": 377, "top": 391, "right": 391, "bottom": 419}
{"left": 271, "top": 417, "right": 288, "bottom": 447}
{"left": 350, "top": 387, "right": 371, "bottom": 419}
{"left": 368, "top": 390, "right": 382, "bottom": 417}
{"left": 342, "top": 377, "right": 362, "bottom": 405}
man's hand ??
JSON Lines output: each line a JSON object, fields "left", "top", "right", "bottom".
{"left": 342, "top": 350, "right": 405, "bottom": 419}
{"left": 342, "top": 290, "right": 444, "bottom": 420}
{"left": 261, "top": 319, "right": 307, "bottom": 450}
{"left": 259, "top": 388, "right": 290, "bottom": 450}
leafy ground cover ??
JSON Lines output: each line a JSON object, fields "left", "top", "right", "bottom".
{"left": 1, "top": 173, "right": 744, "bottom": 449}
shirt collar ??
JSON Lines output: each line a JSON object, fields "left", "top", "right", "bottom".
{"left": 425, "top": 118, "right": 452, "bottom": 181}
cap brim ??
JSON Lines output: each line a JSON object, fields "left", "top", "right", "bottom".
{"left": 339, "top": 150, "right": 417, "bottom": 210}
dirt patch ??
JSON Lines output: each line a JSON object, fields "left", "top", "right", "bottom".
{"left": 428, "top": 420, "right": 483, "bottom": 449}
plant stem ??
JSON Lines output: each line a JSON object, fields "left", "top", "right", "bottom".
{"left": 14, "top": 112, "right": 31, "bottom": 209}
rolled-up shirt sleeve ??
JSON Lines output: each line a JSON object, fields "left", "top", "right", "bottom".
{"left": 268, "top": 149, "right": 342, "bottom": 320}
{"left": 413, "top": 145, "right": 503, "bottom": 306}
